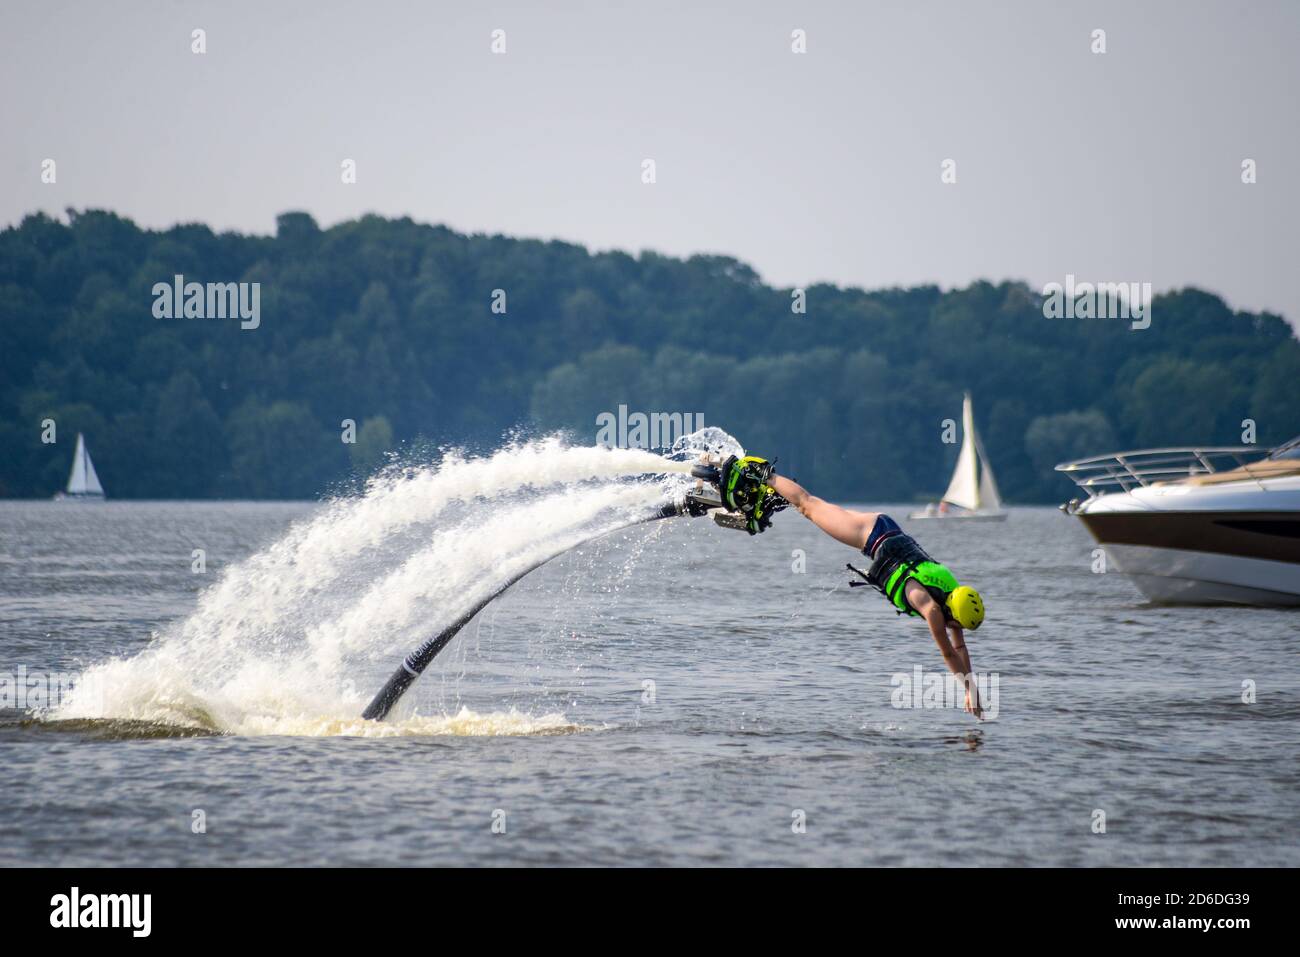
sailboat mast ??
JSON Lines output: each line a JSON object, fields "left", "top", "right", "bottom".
{"left": 962, "top": 393, "right": 980, "bottom": 510}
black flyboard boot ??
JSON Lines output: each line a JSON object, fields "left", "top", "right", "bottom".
{"left": 703, "top": 454, "right": 788, "bottom": 535}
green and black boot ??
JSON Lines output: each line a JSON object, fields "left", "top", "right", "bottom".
{"left": 717, "top": 455, "right": 787, "bottom": 535}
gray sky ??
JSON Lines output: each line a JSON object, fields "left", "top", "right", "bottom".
{"left": 3, "top": 0, "right": 1297, "bottom": 327}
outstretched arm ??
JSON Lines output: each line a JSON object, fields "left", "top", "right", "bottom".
{"left": 910, "top": 583, "right": 982, "bottom": 719}
{"left": 947, "top": 623, "right": 980, "bottom": 718}
{"left": 768, "top": 474, "right": 879, "bottom": 551}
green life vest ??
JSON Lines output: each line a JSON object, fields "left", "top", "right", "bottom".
{"left": 865, "top": 532, "right": 959, "bottom": 619}
{"left": 884, "top": 560, "right": 958, "bottom": 617}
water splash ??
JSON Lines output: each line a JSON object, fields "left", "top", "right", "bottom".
{"left": 50, "top": 432, "right": 741, "bottom": 736}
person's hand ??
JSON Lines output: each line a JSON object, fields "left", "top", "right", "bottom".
{"left": 964, "top": 688, "right": 983, "bottom": 720}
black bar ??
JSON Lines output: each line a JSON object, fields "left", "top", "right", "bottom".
{"left": 1, "top": 867, "right": 1283, "bottom": 943}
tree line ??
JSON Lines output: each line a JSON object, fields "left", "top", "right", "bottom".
{"left": 2, "top": 209, "right": 1297, "bottom": 502}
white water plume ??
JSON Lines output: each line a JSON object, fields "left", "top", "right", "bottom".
{"left": 49, "top": 432, "right": 740, "bottom": 737}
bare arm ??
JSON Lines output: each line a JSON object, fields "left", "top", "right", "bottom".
{"left": 948, "top": 624, "right": 973, "bottom": 676}
{"left": 908, "top": 581, "right": 982, "bottom": 719}
{"left": 947, "top": 623, "right": 980, "bottom": 718}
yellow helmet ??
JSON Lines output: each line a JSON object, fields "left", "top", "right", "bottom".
{"left": 946, "top": 586, "right": 985, "bottom": 630}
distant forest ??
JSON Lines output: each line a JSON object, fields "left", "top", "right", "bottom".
{"left": 2, "top": 209, "right": 1298, "bottom": 502}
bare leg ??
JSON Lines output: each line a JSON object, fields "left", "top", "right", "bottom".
{"left": 769, "top": 474, "right": 879, "bottom": 551}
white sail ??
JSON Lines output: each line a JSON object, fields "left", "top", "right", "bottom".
{"left": 82, "top": 440, "right": 104, "bottom": 495}
{"left": 941, "top": 394, "right": 981, "bottom": 510}
{"left": 912, "top": 394, "right": 1005, "bottom": 520}
{"left": 66, "top": 433, "right": 105, "bottom": 496}
{"left": 938, "top": 393, "right": 1003, "bottom": 513}
{"left": 67, "top": 434, "right": 88, "bottom": 493}
{"left": 973, "top": 430, "right": 1002, "bottom": 510}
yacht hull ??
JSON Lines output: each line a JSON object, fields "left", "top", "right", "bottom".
{"left": 1074, "top": 498, "right": 1300, "bottom": 606}
{"left": 1095, "top": 542, "right": 1300, "bottom": 606}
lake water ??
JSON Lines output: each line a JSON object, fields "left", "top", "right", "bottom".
{"left": 2, "top": 473, "right": 1297, "bottom": 866}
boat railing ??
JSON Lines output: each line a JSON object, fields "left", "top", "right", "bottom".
{"left": 1054, "top": 446, "right": 1272, "bottom": 497}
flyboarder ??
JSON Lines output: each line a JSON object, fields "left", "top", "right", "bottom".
{"left": 365, "top": 452, "right": 988, "bottom": 723}
{"left": 712, "top": 455, "right": 987, "bottom": 719}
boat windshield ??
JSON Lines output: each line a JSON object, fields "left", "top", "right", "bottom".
{"left": 1267, "top": 435, "right": 1300, "bottom": 461}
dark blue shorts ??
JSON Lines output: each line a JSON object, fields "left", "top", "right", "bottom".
{"left": 864, "top": 514, "right": 902, "bottom": 558}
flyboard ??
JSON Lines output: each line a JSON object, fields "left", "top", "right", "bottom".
{"left": 362, "top": 462, "right": 774, "bottom": 721}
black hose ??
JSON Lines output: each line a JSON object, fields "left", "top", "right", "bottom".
{"left": 361, "top": 501, "right": 687, "bottom": 721}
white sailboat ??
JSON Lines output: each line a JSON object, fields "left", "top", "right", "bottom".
{"left": 54, "top": 432, "right": 106, "bottom": 500}
{"left": 909, "top": 393, "right": 1006, "bottom": 521}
